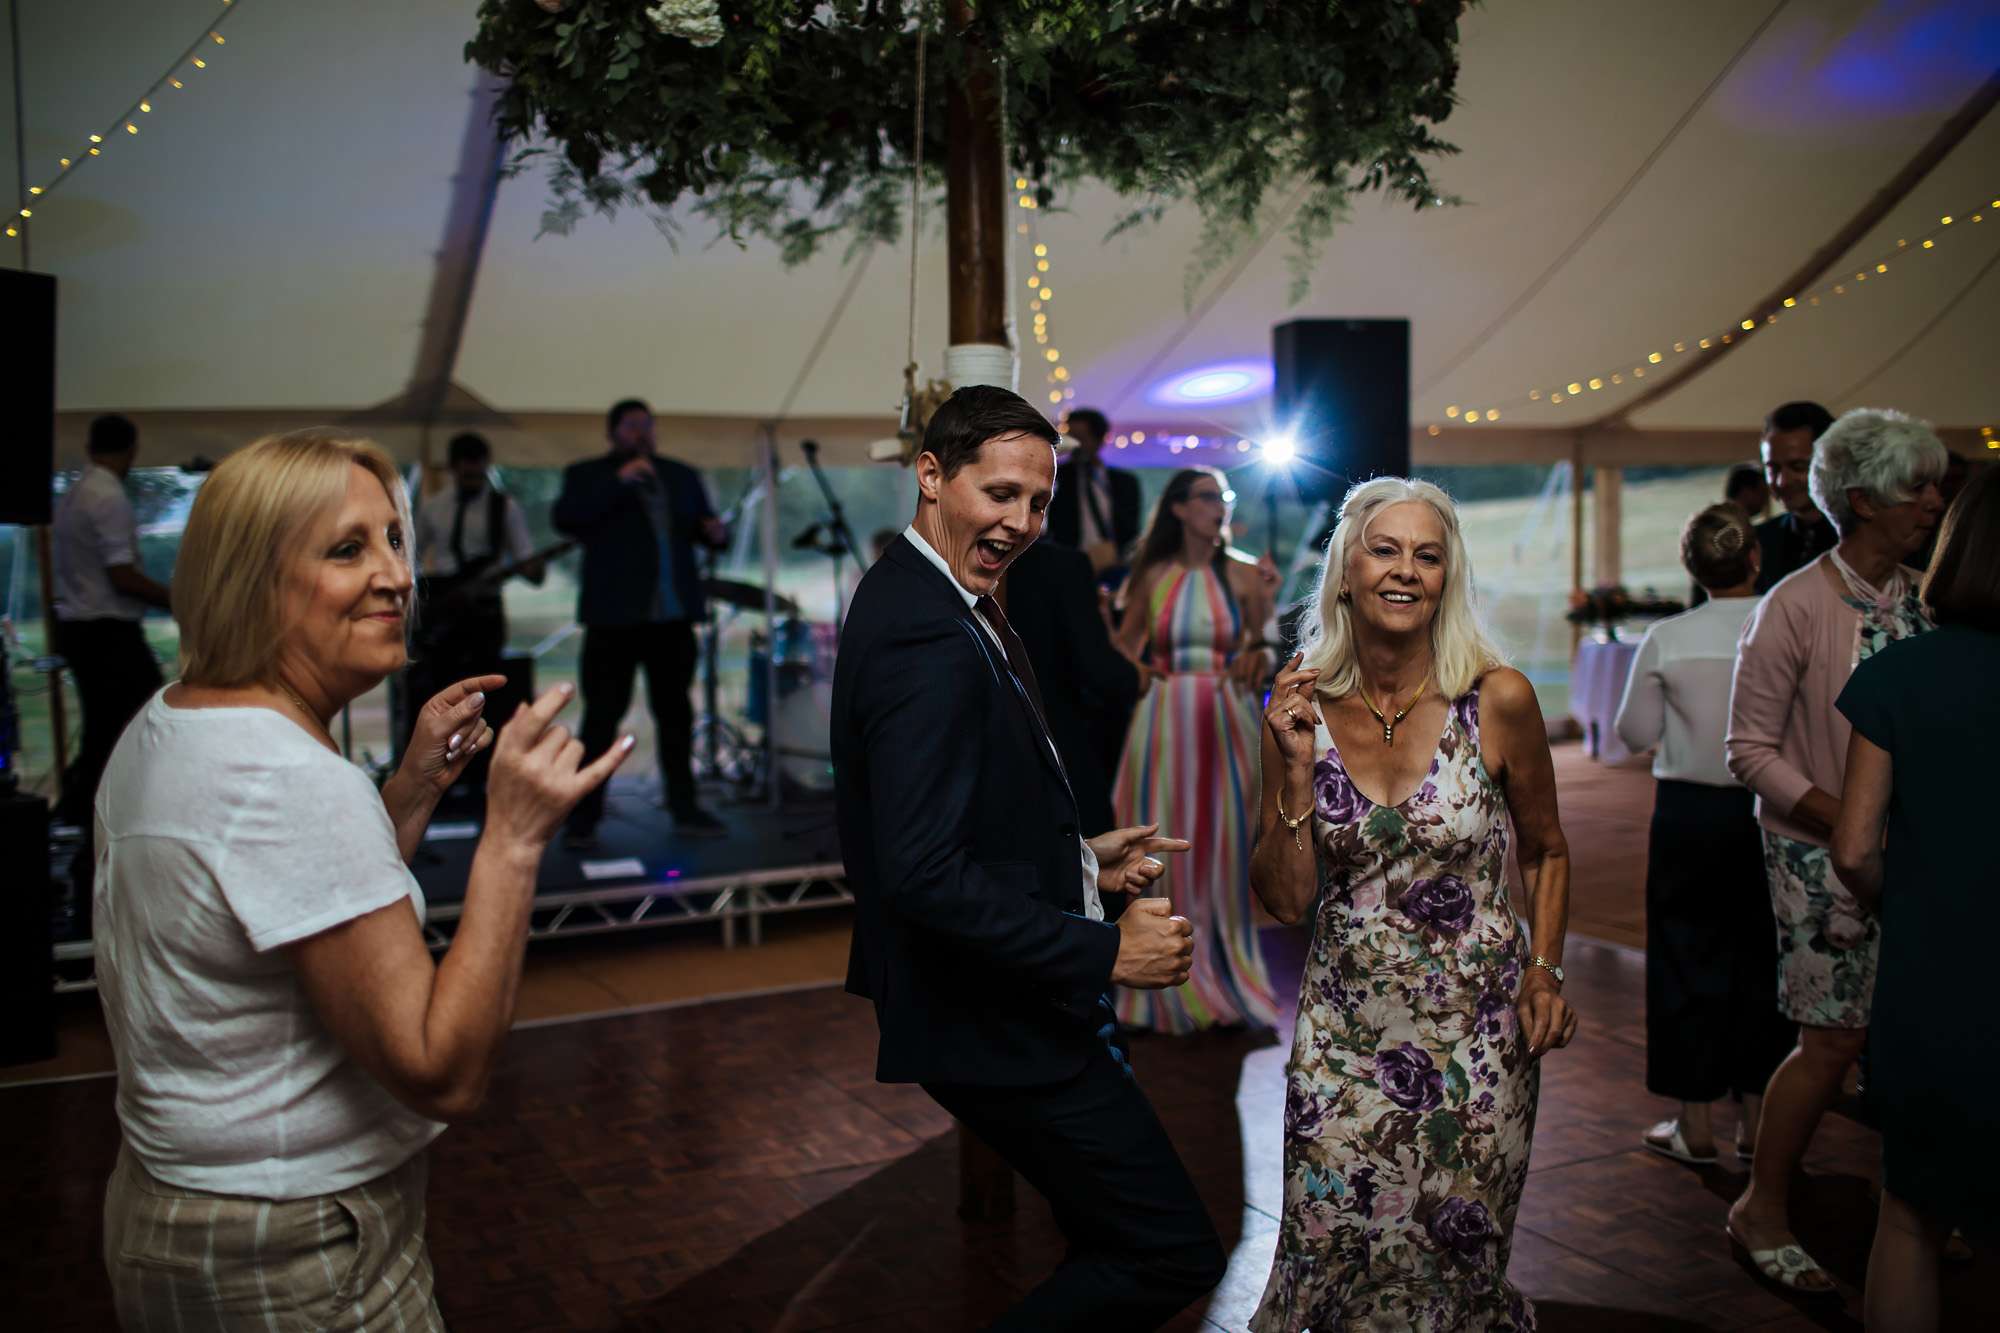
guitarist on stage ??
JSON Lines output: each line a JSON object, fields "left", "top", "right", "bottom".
{"left": 407, "top": 432, "right": 547, "bottom": 764}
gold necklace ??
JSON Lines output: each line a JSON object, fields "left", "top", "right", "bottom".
{"left": 1359, "top": 677, "right": 1426, "bottom": 746}
{"left": 275, "top": 681, "right": 331, "bottom": 741}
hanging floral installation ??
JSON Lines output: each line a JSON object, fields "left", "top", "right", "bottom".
{"left": 466, "top": 0, "right": 1469, "bottom": 299}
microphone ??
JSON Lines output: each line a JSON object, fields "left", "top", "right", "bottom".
{"left": 791, "top": 520, "right": 828, "bottom": 550}
{"left": 799, "top": 439, "right": 821, "bottom": 459}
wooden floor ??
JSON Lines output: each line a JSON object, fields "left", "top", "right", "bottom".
{"left": 4, "top": 743, "right": 1990, "bottom": 1329}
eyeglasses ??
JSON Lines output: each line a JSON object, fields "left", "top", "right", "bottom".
{"left": 1187, "top": 489, "right": 1235, "bottom": 507}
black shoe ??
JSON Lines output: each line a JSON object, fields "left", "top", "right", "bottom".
{"left": 670, "top": 805, "right": 728, "bottom": 838}
{"left": 562, "top": 826, "right": 600, "bottom": 853}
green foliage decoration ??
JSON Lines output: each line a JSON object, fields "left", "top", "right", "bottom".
{"left": 467, "top": 1, "right": 1469, "bottom": 299}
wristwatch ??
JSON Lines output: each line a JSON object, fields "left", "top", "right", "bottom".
{"left": 1529, "top": 954, "right": 1564, "bottom": 985}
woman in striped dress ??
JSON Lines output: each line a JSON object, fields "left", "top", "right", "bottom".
{"left": 1111, "top": 467, "right": 1285, "bottom": 1033}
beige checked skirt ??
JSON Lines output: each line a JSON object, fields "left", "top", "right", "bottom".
{"left": 103, "top": 1142, "right": 445, "bottom": 1331}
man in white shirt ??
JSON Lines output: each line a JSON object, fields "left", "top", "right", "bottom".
{"left": 408, "top": 433, "right": 544, "bottom": 765}
{"left": 1050, "top": 408, "right": 1141, "bottom": 580}
{"left": 51, "top": 415, "right": 170, "bottom": 831}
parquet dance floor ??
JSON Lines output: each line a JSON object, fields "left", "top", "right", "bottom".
{"left": 4, "top": 926, "right": 1992, "bottom": 1331}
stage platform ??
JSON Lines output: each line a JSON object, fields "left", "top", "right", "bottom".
{"left": 50, "top": 776, "right": 850, "bottom": 993}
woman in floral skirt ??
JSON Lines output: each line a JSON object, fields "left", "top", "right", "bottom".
{"left": 1248, "top": 477, "right": 1577, "bottom": 1331}
{"left": 1723, "top": 408, "right": 1947, "bottom": 1294}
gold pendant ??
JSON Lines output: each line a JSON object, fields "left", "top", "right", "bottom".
{"left": 1383, "top": 723, "right": 1394, "bottom": 745}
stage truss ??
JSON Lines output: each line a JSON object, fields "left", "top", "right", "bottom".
{"left": 50, "top": 862, "right": 852, "bottom": 995}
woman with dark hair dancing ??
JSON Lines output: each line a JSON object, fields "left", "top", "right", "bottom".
{"left": 1110, "top": 467, "right": 1284, "bottom": 1033}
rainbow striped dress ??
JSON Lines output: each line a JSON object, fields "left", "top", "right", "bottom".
{"left": 1113, "top": 562, "right": 1284, "bottom": 1033}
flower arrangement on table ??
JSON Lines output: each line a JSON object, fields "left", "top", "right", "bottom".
{"left": 1565, "top": 586, "right": 1684, "bottom": 639}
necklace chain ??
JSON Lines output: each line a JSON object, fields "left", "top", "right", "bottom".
{"left": 1359, "top": 677, "right": 1426, "bottom": 745}
{"left": 275, "top": 681, "right": 331, "bottom": 741}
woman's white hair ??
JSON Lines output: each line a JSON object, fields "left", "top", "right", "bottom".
{"left": 1808, "top": 408, "right": 1947, "bottom": 536}
{"left": 1298, "top": 476, "right": 1507, "bottom": 701}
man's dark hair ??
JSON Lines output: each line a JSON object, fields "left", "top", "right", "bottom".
{"left": 1762, "top": 400, "right": 1835, "bottom": 442}
{"left": 1065, "top": 408, "right": 1109, "bottom": 443}
{"left": 1724, "top": 462, "right": 1764, "bottom": 501}
{"left": 1921, "top": 464, "right": 2000, "bottom": 633}
{"left": 88, "top": 414, "right": 138, "bottom": 457}
{"left": 921, "top": 386, "right": 1058, "bottom": 478}
{"left": 447, "top": 432, "right": 492, "bottom": 467}
{"left": 606, "top": 398, "right": 651, "bottom": 438}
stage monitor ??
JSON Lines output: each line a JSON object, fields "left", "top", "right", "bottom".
{"left": 0, "top": 271, "right": 57, "bottom": 526}
{"left": 1272, "top": 318, "right": 1409, "bottom": 503}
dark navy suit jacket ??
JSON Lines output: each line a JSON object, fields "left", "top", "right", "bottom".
{"left": 551, "top": 453, "right": 718, "bottom": 625}
{"left": 832, "top": 535, "right": 1121, "bottom": 1086}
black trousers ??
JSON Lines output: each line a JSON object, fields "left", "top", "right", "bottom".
{"left": 923, "top": 1039, "right": 1225, "bottom": 1331}
{"left": 570, "top": 621, "right": 698, "bottom": 829}
{"left": 1644, "top": 779, "right": 1796, "bottom": 1102}
{"left": 53, "top": 617, "right": 161, "bottom": 826}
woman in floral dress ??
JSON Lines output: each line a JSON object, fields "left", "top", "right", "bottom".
{"left": 1248, "top": 477, "right": 1577, "bottom": 1331}
{"left": 1111, "top": 467, "right": 1284, "bottom": 1033}
{"left": 1723, "top": 409, "right": 1947, "bottom": 1293}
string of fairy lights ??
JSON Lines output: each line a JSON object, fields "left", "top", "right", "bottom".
{"left": 1013, "top": 177, "right": 1076, "bottom": 411}
{"left": 6, "top": 1, "right": 243, "bottom": 240}
{"left": 1429, "top": 189, "right": 2000, "bottom": 439}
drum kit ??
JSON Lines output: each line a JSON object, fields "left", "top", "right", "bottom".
{"left": 694, "top": 574, "right": 836, "bottom": 796}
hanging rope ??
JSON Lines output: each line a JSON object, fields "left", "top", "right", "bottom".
{"left": 903, "top": 12, "right": 929, "bottom": 395}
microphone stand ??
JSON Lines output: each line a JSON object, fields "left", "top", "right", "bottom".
{"left": 796, "top": 440, "right": 863, "bottom": 633}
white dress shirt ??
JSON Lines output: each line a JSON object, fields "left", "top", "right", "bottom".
{"left": 415, "top": 481, "right": 537, "bottom": 579}
{"left": 52, "top": 463, "right": 146, "bottom": 621}
{"left": 902, "top": 525, "right": 1104, "bottom": 920}
{"left": 1614, "top": 595, "right": 1761, "bottom": 787}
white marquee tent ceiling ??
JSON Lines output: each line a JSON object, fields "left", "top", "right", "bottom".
{"left": 6, "top": 0, "right": 1998, "bottom": 469}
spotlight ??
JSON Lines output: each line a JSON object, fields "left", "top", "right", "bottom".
{"left": 1262, "top": 434, "right": 1297, "bottom": 466}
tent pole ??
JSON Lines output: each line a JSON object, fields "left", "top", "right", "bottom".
{"left": 944, "top": 0, "right": 1018, "bottom": 1225}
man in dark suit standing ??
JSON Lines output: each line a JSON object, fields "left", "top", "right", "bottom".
{"left": 554, "top": 398, "right": 728, "bottom": 846}
{"left": 833, "top": 386, "right": 1224, "bottom": 1330}
{"left": 1049, "top": 408, "right": 1142, "bottom": 579}
{"left": 1753, "top": 400, "right": 1837, "bottom": 592}
{"left": 1004, "top": 537, "right": 1145, "bottom": 837}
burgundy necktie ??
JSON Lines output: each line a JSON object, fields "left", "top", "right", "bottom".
{"left": 974, "top": 594, "right": 1052, "bottom": 736}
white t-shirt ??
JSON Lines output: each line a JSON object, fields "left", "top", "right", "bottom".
{"left": 52, "top": 463, "right": 146, "bottom": 621}
{"left": 93, "top": 691, "right": 444, "bottom": 1200}
{"left": 1614, "top": 595, "right": 1761, "bottom": 788}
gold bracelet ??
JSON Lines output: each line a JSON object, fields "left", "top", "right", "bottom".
{"left": 1274, "top": 793, "right": 1309, "bottom": 853}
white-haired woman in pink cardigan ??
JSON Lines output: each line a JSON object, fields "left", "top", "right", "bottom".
{"left": 1721, "top": 408, "right": 1945, "bottom": 1294}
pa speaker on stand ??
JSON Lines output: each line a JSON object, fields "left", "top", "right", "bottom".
{"left": 1272, "top": 318, "right": 1411, "bottom": 506}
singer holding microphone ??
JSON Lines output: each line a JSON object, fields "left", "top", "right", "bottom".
{"left": 552, "top": 398, "right": 729, "bottom": 847}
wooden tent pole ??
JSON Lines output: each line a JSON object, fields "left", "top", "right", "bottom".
{"left": 944, "top": 0, "right": 1018, "bottom": 1223}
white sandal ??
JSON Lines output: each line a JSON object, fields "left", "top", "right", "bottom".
{"left": 1642, "top": 1119, "right": 1717, "bottom": 1165}
{"left": 1726, "top": 1224, "right": 1839, "bottom": 1295}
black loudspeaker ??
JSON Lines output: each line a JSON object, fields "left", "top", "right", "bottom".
{"left": 1272, "top": 318, "right": 1410, "bottom": 503}
{"left": 0, "top": 271, "right": 57, "bottom": 526}
{"left": 0, "top": 793, "right": 56, "bottom": 1065}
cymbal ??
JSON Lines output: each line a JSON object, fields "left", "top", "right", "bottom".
{"left": 704, "top": 577, "right": 799, "bottom": 615}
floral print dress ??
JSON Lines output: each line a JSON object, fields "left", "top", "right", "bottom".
{"left": 1252, "top": 685, "right": 1538, "bottom": 1332}
{"left": 1765, "top": 580, "right": 1931, "bottom": 1029}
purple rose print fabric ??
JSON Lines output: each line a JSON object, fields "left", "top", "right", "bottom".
{"left": 1253, "top": 684, "right": 1540, "bottom": 1332}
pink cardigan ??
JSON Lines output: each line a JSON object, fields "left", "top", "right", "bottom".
{"left": 1725, "top": 555, "right": 1869, "bottom": 846}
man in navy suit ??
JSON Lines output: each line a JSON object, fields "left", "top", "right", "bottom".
{"left": 553, "top": 399, "right": 728, "bottom": 846}
{"left": 832, "top": 386, "right": 1224, "bottom": 1329}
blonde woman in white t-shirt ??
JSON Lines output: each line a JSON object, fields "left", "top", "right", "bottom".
{"left": 1614, "top": 504, "right": 1795, "bottom": 1170}
{"left": 93, "top": 429, "right": 632, "bottom": 1330}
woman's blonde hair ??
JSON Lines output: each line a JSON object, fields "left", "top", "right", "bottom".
{"left": 1681, "top": 503, "right": 1757, "bottom": 591}
{"left": 174, "top": 428, "right": 413, "bottom": 688}
{"left": 1298, "top": 476, "right": 1506, "bottom": 700}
